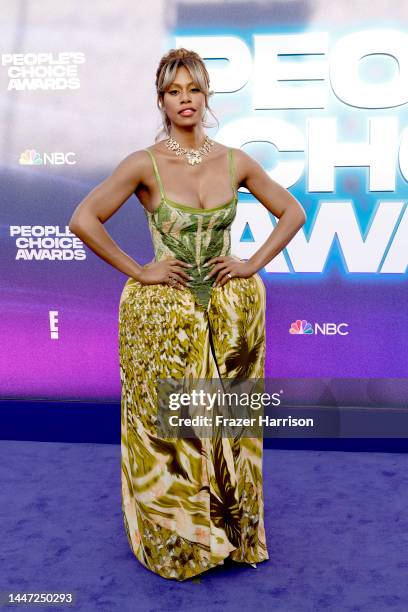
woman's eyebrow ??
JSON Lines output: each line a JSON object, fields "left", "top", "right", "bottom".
{"left": 170, "top": 81, "right": 195, "bottom": 87}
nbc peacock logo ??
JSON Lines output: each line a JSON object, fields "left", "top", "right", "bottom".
{"left": 18, "top": 149, "right": 76, "bottom": 165}
{"left": 289, "top": 319, "right": 314, "bottom": 334}
{"left": 19, "top": 149, "right": 43, "bottom": 165}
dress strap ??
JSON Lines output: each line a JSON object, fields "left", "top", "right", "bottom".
{"left": 145, "top": 149, "right": 165, "bottom": 200}
{"left": 228, "top": 148, "right": 237, "bottom": 197}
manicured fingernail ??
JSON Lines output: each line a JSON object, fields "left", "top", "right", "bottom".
{"left": 203, "top": 275, "right": 209, "bottom": 281}
{"left": 203, "top": 262, "right": 209, "bottom": 267}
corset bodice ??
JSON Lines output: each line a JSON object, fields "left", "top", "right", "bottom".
{"left": 144, "top": 147, "right": 239, "bottom": 309}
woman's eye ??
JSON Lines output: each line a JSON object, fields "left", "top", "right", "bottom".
{"left": 169, "top": 88, "right": 200, "bottom": 94}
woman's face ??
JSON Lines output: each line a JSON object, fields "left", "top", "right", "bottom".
{"left": 162, "top": 65, "right": 206, "bottom": 129}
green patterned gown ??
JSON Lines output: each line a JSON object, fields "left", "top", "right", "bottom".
{"left": 118, "top": 147, "right": 269, "bottom": 581}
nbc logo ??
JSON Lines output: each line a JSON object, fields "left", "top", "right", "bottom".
{"left": 290, "top": 319, "right": 314, "bottom": 334}
{"left": 289, "top": 319, "right": 349, "bottom": 335}
{"left": 19, "top": 149, "right": 42, "bottom": 165}
{"left": 19, "top": 149, "right": 76, "bottom": 165}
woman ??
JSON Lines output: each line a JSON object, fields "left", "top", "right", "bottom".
{"left": 69, "top": 47, "right": 306, "bottom": 581}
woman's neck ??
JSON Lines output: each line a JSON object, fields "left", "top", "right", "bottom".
{"left": 167, "top": 128, "right": 207, "bottom": 150}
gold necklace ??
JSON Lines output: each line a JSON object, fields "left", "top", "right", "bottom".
{"left": 165, "top": 135, "right": 214, "bottom": 165}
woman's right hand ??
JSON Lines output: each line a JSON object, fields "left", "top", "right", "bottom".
{"left": 137, "top": 258, "right": 192, "bottom": 288}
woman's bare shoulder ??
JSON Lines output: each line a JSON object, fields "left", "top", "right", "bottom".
{"left": 112, "top": 147, "right": 156, "bottom": 183}
{"left": 230, "top": 146, "right": 266, "bottom": 186}
{"left": 120, "top": 147, "right": 152, "bottom": 165}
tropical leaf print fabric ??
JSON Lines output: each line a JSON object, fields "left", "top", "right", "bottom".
{"left": 118, "top": 148, "right": 269, "bottom": 580}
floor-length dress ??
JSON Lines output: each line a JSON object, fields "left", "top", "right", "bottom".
{"left": 118, "top": 146, "right": 269, "bottom": 581}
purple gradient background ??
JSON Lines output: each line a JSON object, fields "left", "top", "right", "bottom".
{"left": 1, "top": 164, "right": 407, "bottom": 401}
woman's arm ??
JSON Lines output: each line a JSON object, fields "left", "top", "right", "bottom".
{"left": 235, "top": 148, "right": 307, "bottom": 274}
{"left": 68, "top": 150, "right": 148, "bottom": 280}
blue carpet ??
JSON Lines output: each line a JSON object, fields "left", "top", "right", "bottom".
{"left": 1, "top": 441, "right": 407, "bottom": 611}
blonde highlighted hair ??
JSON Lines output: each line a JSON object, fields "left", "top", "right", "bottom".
{"left": 154, "top": 48, "right": 218, "bottom": 142}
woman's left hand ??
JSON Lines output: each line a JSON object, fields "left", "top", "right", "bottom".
{"left": 203, "top": 256, "right": 257, "bottom": 287}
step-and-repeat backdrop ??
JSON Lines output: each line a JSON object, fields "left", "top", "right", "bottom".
{"left": 1, "top": 2, "right": 407, "bottom": 402}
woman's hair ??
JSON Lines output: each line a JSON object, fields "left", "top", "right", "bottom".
{"left": 154, "top": 48, "right": 219, "bottom": 142}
